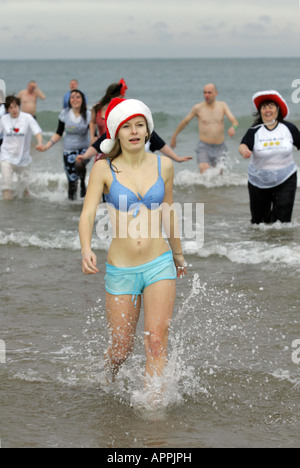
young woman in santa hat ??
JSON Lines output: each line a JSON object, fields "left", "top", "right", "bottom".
{"left": 79, "top": 98, "right": 187, "bottom": 382}
{"left": 239, "top": 90, "right": 300, "bottom": 224}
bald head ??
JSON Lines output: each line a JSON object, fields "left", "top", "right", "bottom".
{"left": 203, "top": 83, "right": 218, "bottom": 104}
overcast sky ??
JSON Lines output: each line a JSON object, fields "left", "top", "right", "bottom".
{"left": 0, "top": 0, "right": 300, "bottom": 59}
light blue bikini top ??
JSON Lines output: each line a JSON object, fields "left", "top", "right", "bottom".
{"left": 105, "top": 155, "right": 165, "bottom": 217}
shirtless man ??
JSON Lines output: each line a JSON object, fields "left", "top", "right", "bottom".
{"left": 17, "top": 81, "right": 46, "bottom": 117}
{"left": 171, "top": 84, "right": 238, "bottom": 173}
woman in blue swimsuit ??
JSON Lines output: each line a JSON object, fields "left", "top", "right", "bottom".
{"left": 79, "top": 98, "right": 187, "bottom": 381}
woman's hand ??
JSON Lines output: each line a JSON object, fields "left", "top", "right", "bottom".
{"left": 76, "top": 154, "right": 85, "bottom": 164}
{"left": 173, "top": 254, "right": 187, "bottom": 278}
{"left": 239, "top": 144, "right": 252, "bottom": 159}
{"left": 36, "top": 144, "right": 48, "bottom": 152}
{"left": 81, "top": 249, "right": 99, "bottom": 275}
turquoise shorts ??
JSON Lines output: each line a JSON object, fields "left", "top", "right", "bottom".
{"left": 105, "top": 251, "right": 177, "bottom": 306}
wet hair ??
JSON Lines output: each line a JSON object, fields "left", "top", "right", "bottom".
{"left": 5, "top": 95, "right": 21, "bottom": 111}
{"left": 252, "top": 99, "right": 284, "bottom": 126}
{"left": 68, "top": 89, "right": 87, "bottom": 121}
{"left": 94, "top": 83, "right": 123, "bottom": 114}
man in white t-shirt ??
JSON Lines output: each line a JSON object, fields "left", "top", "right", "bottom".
{"left": 0, "top": 95, "right": 43, "bottom": 200}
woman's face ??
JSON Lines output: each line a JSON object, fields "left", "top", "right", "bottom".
{"left": 118, "top": 116, "right": 148, "bottom": 152}
{"left": 70, "top": 92, "right": 83, "bottom": 110}
{"left": 260, "top": 102, "right": 279, "bottom": 124}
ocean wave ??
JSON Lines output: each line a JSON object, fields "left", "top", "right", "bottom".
{"left": 175, "top": 169, "right": 249, "bottom": 188}
{"left": 1, "top": 224, "right": 299, "bottom": 272}
{"left": 271, "top": 369, "right": 300, "bottom": 387}
{"left": 183, "top": 240, "right": 300, "bottom": 267}
{"left": 0, "top": 171, "right": 71, "bottom": 203}
{"left": 0, "top": 228, "right": 110, "bottom": 252}
{"left": 175, "top": 168, "right": 300, "bottom": 189}
{"left": 0, "top": 230, "right": 81, "bottom": 250}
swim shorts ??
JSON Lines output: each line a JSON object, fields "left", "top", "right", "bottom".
{"left": 105, "top": 251, "right": 177, "bottom": 306}
{"left": 195, "top": 140, "right": 228, "bottom": 166}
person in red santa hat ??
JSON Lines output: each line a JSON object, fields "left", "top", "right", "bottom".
{"left": 79, "top": 97, "right": 187, "bottom": 384}
{"left": 239, "top": 90, "right": 300, "bottom": 224}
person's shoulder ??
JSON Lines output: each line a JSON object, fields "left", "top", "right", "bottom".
{"left": 160, "top": 154, "right": 174, "bottom": 172}
{"left": 1, "top": 112, "right": 9, "bottom": 121}
{"left": 89, "top": 158, "right": 111, "bottom": 182}
{"left": 93, "top": 158, "right": 110, "bottom": 173}
{"left": 20, "top": 111, "right": 33, "bottom": 120}
{"left": 281, "top": 120, "right": 300, "bottom": 148}
{"left": 59, "top": 108, "right": 68, "bottom": 120}
{"left": 281, "top": 120, "right": 299, "bottom": 131}
{"left": 217, "top": 100, "right": 229, "bottom": 108}
{"left": 189, "top": 102, "right": 203, "bottom": 116}
{"left": 194, "top": 102, "right": 203, "bottom": 110}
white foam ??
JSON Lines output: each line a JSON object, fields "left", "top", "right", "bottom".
{"left": 0, "top": 229, "right": 109, "bottom": 251}
{"left": 175, "top": 169, "right": 248, "bottom": 188}
{"left": 175, "top": 168, "right": 300, "bottom": 189}
{"left": 183, "top": 240, "right": 300, "bottom": 267}
{"left": 271, "top": 369, "right": 300, "bottom": 387}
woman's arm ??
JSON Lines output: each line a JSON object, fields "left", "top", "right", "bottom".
{"left": 79, "top": 160, "right": 107, "bottom": 275}
{"left": 160, "top": 144, "right": 193, "bottom": 163}
{"left": 36, "top": 119, "right": 64, "bottom": 152}
{"left": 239, "top": 143, "right": 252, "bottom": 159}
{"left": 76, "top": 145, "right": 98, "bottom": 163}
{"left": 36, "top": 133, "right": 61, "bottom": 152}
{"left": 161, "top": 157, "right": 187, "bottom": 278}
{"left": 34, "top": 132, "right": 43, "bottom": 147}
{"left": 89, "top": 108, "right": 98, "bottom": 144}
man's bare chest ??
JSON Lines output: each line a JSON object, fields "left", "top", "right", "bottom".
{"left": 198, "top": 107, "right": 224, "bottom": 125}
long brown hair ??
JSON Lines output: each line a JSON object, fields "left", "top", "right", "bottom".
{"left": 94, "top": 83, "right": 123, "bottom": 115}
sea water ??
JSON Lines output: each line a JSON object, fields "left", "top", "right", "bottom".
{"left": 0, "top": 58, "right": 299, "bottom": 448}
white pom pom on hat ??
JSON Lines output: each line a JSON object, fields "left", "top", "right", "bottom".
{"left": 100, "top": 98, "right": 154, "bottom": 154}
{"left": 100, "top": 137, "right": 116, "bottom": 155}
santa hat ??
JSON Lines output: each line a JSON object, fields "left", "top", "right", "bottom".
{"left": 252, "top": 90, "right": 289, "bottom": 119}
{"left": 100, "top": 98, "right": 154, "bottom": 154}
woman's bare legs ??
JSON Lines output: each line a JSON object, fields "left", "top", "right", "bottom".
{"left": 105, "top": 293, "right": 141, "bottom": 380}
{"left": 143, "top": 279, "right": 176, "bottom": 378}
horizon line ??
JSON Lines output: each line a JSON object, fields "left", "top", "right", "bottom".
{"left": 0, "top": 56, "right": 298, "bottom": 62}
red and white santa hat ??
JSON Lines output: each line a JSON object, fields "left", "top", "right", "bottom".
{"left": 100, "top": 97, "right": 154, "bottom": 154}
{"left": 252, "top": 90, "right": 289, "bottom": 119}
